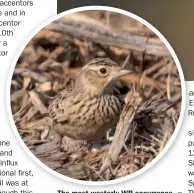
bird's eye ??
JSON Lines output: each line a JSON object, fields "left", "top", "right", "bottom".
{"left": 100, "top": 68, "right": 107, "bottom": 74}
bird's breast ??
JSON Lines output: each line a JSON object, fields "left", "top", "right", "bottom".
{"left": 50, "top": 91, "right": 124, "bottom": 140}
{"left": 71, "top": 94, "right": 123, "bottom": 128}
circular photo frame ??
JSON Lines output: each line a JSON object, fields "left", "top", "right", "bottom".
{"left": 7, "top": 6, "right": 186, "bottom": 185}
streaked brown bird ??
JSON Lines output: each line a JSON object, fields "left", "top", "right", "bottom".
{"left": 48, "top": 58, "right": 132, "bottom": 143}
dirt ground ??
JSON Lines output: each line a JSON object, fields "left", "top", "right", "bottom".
{"left": 10, "top": 11, "right": 182, "bottom": 181}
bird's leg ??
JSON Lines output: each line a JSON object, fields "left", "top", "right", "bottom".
{"left": 91, "top": 130, "right": 113, "bottom": 153}
{"left": 91, "top": 141, "right": 102, "bottom": 153}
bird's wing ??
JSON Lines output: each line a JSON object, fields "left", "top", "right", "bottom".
{"left": 48, "top": 88, "right": 72, "bottom": 119}
{"left": 48, "top": 87, "right": 81, "bottom": 123}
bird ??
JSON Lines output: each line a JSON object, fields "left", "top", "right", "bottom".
{"left": 48, "top": 58, "right": 132, "bottom": 147}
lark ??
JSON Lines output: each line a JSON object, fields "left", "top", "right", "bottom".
{"left": 48, "top": 58, "right": 132, "bottom": 150}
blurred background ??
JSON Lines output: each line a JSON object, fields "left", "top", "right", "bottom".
{"left": 58, "top": 0, "right": 194, "bottom": 80}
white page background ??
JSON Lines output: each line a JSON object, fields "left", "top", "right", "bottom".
{"left": 0, "top": 1, "right": 190, "bottom": 192}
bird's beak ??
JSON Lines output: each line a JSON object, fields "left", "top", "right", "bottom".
{"left": 118, "top": 69, "right": 133, "bottom": 77}
{"left": 109, "top": 69, "right": 133, "bottom": 82}
{"left": 112, "top": 69, "right": 133, "bottom": 79}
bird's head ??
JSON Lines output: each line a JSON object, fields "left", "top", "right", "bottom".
{"left": 78, "top": 58, "right": 132, "bottom": 94}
